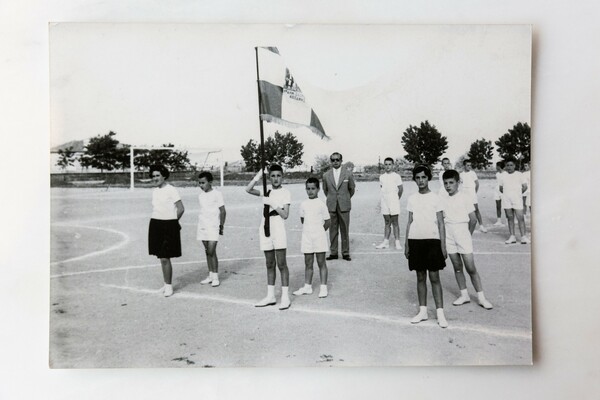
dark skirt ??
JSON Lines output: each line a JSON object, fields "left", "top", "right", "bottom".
{"left": 407, "top": 239, "right": 446, "bottom": 271}
{"left": 148, "top": 219, "right": 182, "bottom": 258}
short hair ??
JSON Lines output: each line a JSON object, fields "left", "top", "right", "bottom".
{"left": 463, "top": 159, "right": 472, "bottom": 166}
{"left": 330, "top": 152, "right": 343, "bottom": 161}
{"left": 149, "top": 164, "right": 170, "bottom": 179}
{"left": 198, "top": 171, "right": 213, "bottom": 182}
{"left": 504, "top": 156, "right": 516, "bottom": 164}
{"left": 412, "top": 164, "right": 432, "bottom": 180}
{"left": 442, "top": 169, "right": 460, "bottom": 182}
{"left": 442, "top": 157, "right": 450, "bottom": 163}
{"left": 268, "top": 164, "right": 283, "bottom": 174}
{"left": 305, "top": 177, "right": 320, "bottom": 188}
{"left": 496, "top": 161, "right": 505, "bottom": 168}
{"left": 384, "top": 157, "right": 394, "bottom": 163}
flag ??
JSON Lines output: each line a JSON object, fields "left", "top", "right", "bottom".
{"left": 257, "top": 47, "right": 328, "bottom": 140}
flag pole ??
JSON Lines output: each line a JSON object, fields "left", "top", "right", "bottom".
{"left": 254, "top": 47, "right": 270, "bottom": 236}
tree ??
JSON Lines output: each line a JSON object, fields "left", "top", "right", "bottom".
{"left": 240, "top": 131, "right": 304, "bottom": 171}
{"left": 495, "top": 122, "right": 531, "bottom": 168}
{"left": 134, "top": 144, "right": 192, "bottom": 171}
{"left": 313, "top": 154, "right": 331, "bottom": 174}
{"left": 56, "top": 146, "right": 76, "bottom": 170}
{"left": 454, "top": 153, "right": 468, "bottom": 170}
{"left": 78, "top": 131, "right": 123, "bottom": 172}
{"left": 401, "top": 120, "right": 448, "bottom": 167}
{"left": 467, "top": 138, "right": 494, "bottom": 169}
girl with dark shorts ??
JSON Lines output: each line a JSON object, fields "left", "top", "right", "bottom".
{"left": 404, "top": 165, "right": 448, "bottom": 328}
{"left": 148, "top": 165, "right": 185, "bottom": 297}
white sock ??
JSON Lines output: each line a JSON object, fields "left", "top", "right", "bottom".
{"left": 459, "top": 289, "right": 468, "bottom": 298}
{"left": 304, "top": 283, "right": 312, "bottom": 289}
{"left": 212, "top": 272, "right": 219, "bottom": 280}
{"left": 267, "top": 285, "right": 275, "bottom": 298}
{"left": 281, "top": 286, "right": 289, "bottom": 297}
{"left": 437, "top": 308, "right": 448, "bottom": 328}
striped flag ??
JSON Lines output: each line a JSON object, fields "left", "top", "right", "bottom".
{"left": 257, "top": 47, "right": 328, "bottom": 139}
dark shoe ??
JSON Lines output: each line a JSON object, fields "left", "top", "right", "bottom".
{"left": 326, "top": 254, "right": 338, "bottom": 260}
{"left": 343, "top": 255, "right": 352, "bottom": 261}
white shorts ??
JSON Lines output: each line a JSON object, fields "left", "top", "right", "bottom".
{"left": 301, "top": 228, "right": 329, "bottom": 254}
{"left": 196, "top": 224, "right": 219, "bottom": 242}
{"left": 494, "top": 186, "right": 502, "bottom": 201}
{"left": 380, "top": 194, "right": 401, "bottom": 216}
{"left": 259, "top": 217, "right": 287, "bottom": 251}
{"left": 445, "top": 223, "right": 473, "bottom": 254}
{"left": 466, "top": 189, "right": 478, "bottom": 205}
{"left": 502, "top": 192, "right": 523, "bottom": 210}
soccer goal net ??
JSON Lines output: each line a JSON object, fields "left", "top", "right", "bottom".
{"left": 128, "top": 147, "right": 224, "bottom": 190}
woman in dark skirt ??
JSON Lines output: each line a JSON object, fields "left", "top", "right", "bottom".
{"left": 404, "top": 165, "right": 448, "bottom": 328}
{"left": 148, "top": 165, "right": 185, "bottom": 297}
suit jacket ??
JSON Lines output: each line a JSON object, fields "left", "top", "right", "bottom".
{"left": 322, "top": 166, "right": 356, "bottom": 212}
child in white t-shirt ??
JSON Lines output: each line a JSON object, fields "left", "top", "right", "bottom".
{"left": 522, "top": 161, "right": 531, "bottom": 218}
{"left": 493, "top": 161, "right": 505, "bottom": 226}
{"left": 246, "top": 164, "right": 292, "bottom": 310}
{"left": 375, "top": 157, "right": 404, "bottom": 250}
{"left": 499, "top": 158, "right": 529, "bottom": 244}
{"left": 196, "top": 171, "right": 226, "bottom": 287}
{"left": 293, "top": 177, "right": 331, "bottom": 298}
{"left": 404, "top": 165, "right": 448, "bottom": 328}
{"left": 460, "top": 159, "right": 487, "bottom": 233}
{"left": 440, "top": 170, "right": 493, "bottom": 309}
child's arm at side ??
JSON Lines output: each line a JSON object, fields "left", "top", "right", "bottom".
{"left": 404, "top": 212, "right": 413, "bottom": 259}
{"left": 323, "top": 218, "right": 331, "bottom": 231}
{"left": 397, "top": 184, "right": 403, "bottom": 199}
{"left": 436, "top": 210, "right": 447, "bottom": 259}
{"left": 521, "top": 182, "right": 528, "bottom": 194}
{"left": 468, "top": 211, "right": 477, "bottom": 235}
{"left": 245, "top": 170, "right": 263, "bottom": 196}
{"left": 219, "top": 205, "right": 226, "bottom": 235}
{"left": 175, "top": 200, "right": 185, "bottom": 220}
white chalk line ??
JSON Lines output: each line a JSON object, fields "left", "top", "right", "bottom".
{"left": 51, "top": 225, "right": 131, "bottom": 265}
{"left": 51, "top": 250, "right": 529, "bottom": 279}
{"left": 101, "top": 283, "right": 531, "bottom": 341}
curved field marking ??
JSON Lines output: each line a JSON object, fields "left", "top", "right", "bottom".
{"left": 101, "top": 283, "right": 531, "bottom": 341}
{"left": 51, "top": 225, "right": 130, "bottom": 265}
{"left": 51, "top": 250, "right": 528, "bottom": 279}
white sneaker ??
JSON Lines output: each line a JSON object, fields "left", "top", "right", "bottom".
{"left": 375, "top": 240, "right": 389, "bottom": 249}
{"left": 254, "top": 296, "right": 276, "bottom": 307}
{"left": 200, "top": 276, "right": 212, "bottom": 285}
{"left": 411, "top": 311, "right": 428, "bottom": 324}
{"left": 293, "top": 286, "right": 313, "bottom": 296}
{"left": 211, "top": 280, "right": 220, "bottom": 287}
{"left": 279, "top": 296, "right": 291, "bottom": 310}
{"left": 395, "top": 240, "right": 403, "bottom": 250}
{"left": 318, "top": 286, "right": 328, "bottom": 298}
{"left": 453, "top": 295, "right": 470, "bottom": 306}
{"left": 163, "top": 285, "right": 173, "bottom": 297}
{"left": 521, "top": 236, "right": 531, "bottom": 244}
{"left": 479, "top": 225, "right": 488, "bottom": 233}
{"left": 505, "top": 235, "right": 517, "bottom": 244}
{"left": 493, "top": 220, "right": 504, "bottom": 227}
{"left": 479, "top": 299, "right": 493, "bottom": 309}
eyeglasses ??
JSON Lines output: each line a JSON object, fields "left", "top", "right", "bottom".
{"left": 330, "top": 158, "right": 341, "bottom": 162}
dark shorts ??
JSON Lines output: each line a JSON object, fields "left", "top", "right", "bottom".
{"left": 148, "top": 219, "right": 182, "bottom": 259}
{"left": 407, "top": 239, "right": 446, "bottom": 271}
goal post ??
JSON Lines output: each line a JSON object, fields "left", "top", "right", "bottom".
{"left": 129, "top": 146, "right": 224, "bottom": 190}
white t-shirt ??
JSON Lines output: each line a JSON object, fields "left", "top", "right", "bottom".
{"left": 439, "top": 191, "right": 475, "bottom": 224}
{"left": 522, "top": 170, "right": 531, "bottom": 195}
{"left": 198, "top": 189, "right": 224, "bottom": 228}
{"left": 300, "top": 198, "right": 330, "bottom": 232}
{"left": 499, "top": 171, "right": 525, "bottom": 196}
{"left": 151, "top": 184, "right": 181, "bottom": 220}
{"left": 407, "top": 191, "right": 443, "bottom": 239}
{"left": 495, "top": 171, "right": 502, "bottom": 189}
{"left": 259, "top": 187, "right": 291, "bottom": 222}
{"left": 379, "top": 172, "right": 403, "bottom": 196}
{"left": 460, "top": 170, "right": 478, "bottom": 193}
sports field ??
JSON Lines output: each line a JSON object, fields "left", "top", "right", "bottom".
{"left": 50, "top": 179, "right": 532, "bottom": 367}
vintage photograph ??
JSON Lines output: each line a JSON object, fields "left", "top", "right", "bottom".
{"left": 49, "top": 23, "right": 532, "bottom": 367}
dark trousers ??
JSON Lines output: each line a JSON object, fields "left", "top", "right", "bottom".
{"left": 329, "top": 204, "right": 350, "bottom": 256}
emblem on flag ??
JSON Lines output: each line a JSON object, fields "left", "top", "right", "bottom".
{"left": 257, "top": 47, "right": 328, "bottom": 140}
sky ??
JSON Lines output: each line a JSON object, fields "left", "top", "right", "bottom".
{"left": 49, "top": 24, "right": 531, "bottom": 167}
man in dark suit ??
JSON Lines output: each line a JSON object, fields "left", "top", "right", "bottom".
{"left": 322, "top": 152, "right": 356, "bottom": 261}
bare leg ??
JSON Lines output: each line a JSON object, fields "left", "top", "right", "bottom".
{"left": 315, "top": 252, "right": 328, "bottom": 285}
{"left": 264, "top": 250, "right": 277, "bottom": 285}
{"left": 303, "top": 253, "right": 314, "bottom": 285}
{"left": 416, "top": 270, "right": 428, "bottom": 306}
{"left": 383, "top": 214, "right": 391, "bottom": 240}
{"left": 505, "top": 209, "right": 515, "bottom": 236}
{"left": 429, "top": 270, "right": 444, "bottom": 309}
{"left": 160, "top": 258, "right": 172, "bottom": 284}
{"left": 515, "top": 209, "right": 526, "bottom": 237}
{"left": 462, "top": 253, "right": 483, "bottom": 292}
{"left": 275, "top": 249, "right": 289, "bottom": 287}
{"left": 449, "top": 253, "right": 467, "bottom": 291}
{"left": 474, "top": 204, "right": 484, "bottom": 226}
{"left": 203, "top": 241, "right": 218, "bottom": 273}
{"left": 391, "top": 215, "right": 400, "bottom": 241}
{"left": 496, "top": 200, "right": 502, "bottom": 219}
